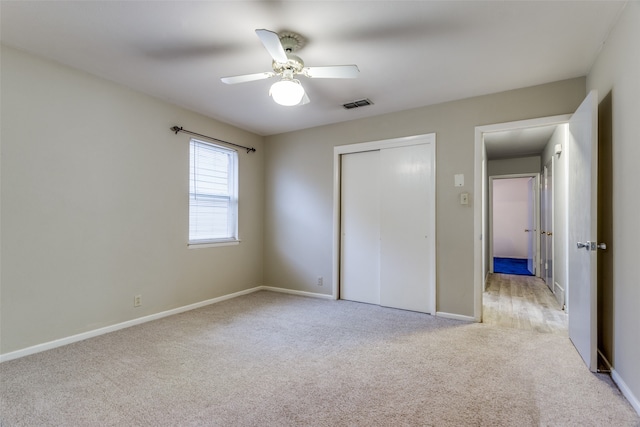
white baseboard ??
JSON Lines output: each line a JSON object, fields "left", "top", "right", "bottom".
{"left": 0, "top": 285, "right": 331, "bottom": 363}
{"left": 436, "top": 311, "right": 476, "bottom": 322}
{"left": 260, "top": 286, "right": 335, "bottom": 300}
{"left": 611, "top": 369, "right": 640, "bottom": 416}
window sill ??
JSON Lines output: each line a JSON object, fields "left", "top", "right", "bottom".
{"left": 188, "top": 239, "right": 241, "bottom": 249}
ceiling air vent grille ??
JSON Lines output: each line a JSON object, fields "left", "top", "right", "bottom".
{"left": 343, "top": 98, "right": 373, "bottom": 109}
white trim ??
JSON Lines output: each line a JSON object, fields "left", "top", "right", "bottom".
{"left": 333, "top": 133, "right": 436, "bottom": 314}
{"left": 488, "top": 173, "right": 540, "bottom": 277}
{"left": 0, "top": 286, "right": 331, "bottom": 363}
{"left": 260, "top": 286, "right": 335, "bottom": 300}
{"left": 611, "top": 369, "right": 640, "bottom": 416}
{"left": 436, "top": 311, "right": 476, "bottom": 322}
{"left": 334, "top": 134, "right": 435, "bottom": 155}
{"left": 474, "top": 114, "right": 572, "bottom": 322}
{"left": 188, "top": 240, "right": 240, "bottom": 249}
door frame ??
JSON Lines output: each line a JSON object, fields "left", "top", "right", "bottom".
{"left": 333, "top": 133, "right": 436, "bottom": 314}
{"left": 488, "top": 173, "right": 540, "bottom": 276}
{"left": 541, "top": 157, "right": 555, "bottom": 292}
{"left": 474, "top": 115, "right": 571, "bottom": 321}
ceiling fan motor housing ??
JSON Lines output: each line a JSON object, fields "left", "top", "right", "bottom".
{"left": 273, "top": 54, "right": 304, "bottom": 74}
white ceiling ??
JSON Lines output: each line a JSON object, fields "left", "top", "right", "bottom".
{"left": 484, "top": 124, "right": 560, "bottom": 160}
{"left": 0, "top": 1, "right": 625, "bottom": 138}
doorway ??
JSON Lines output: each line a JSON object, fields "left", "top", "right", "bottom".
{"left": 473, "top": 114, "right": 571, "bottom": 323}
{"left": 540, "top": 158, "right": 555, "bottom": 292}
{"left": 489, "top": 174, "right": 539, "bottom": 277}
{"left": 475, "top": 91, "right": 603, "bottom": 373}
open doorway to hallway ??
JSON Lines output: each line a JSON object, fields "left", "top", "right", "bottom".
{"left": 476, "top": 92, "right": 613, "bottom": 374}
{"left": 473, "top": 114, "right": 571, "bottom": 325}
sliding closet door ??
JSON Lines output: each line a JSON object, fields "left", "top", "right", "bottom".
{"left": 339, "top": 136, "right": 435, "bottom": 314}
{"left": 379, "top": 144, "right": 433, "bottom": 313}
{"left": 340, "top": 150, "right": 380, "bottom": 305}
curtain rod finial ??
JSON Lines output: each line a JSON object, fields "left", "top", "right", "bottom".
{"left": 171, "top": 126, "right": 182, "bottom": 134}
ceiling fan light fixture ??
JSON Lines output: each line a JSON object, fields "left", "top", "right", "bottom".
{"left": 269, "top": 79, "right": 305, "bottom": 106}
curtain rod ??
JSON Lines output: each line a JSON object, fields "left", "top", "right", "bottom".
{"left": 170, "top": 126, "right": 256, "bottom": 153}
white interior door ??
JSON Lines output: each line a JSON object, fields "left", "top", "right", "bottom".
{"left": 340, "top": 150, "right": 381, "bottom": 305}
{"left": 568, "top": 90, "right": 599, "bottom": 372}
{"left": 526, "top": 177, "right": 536, "bottom": 275}
{"left": 379, "top": 144, "right": 434, "bottom": 313}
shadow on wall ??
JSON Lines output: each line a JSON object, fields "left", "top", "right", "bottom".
{"left": 597, "top": 90, "right": 613, "bottom": 366}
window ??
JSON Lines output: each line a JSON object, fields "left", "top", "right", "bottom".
{"left": 189, "top": 139, "right": 238, "bottom": 245}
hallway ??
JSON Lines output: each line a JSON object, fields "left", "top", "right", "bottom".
{"left": 483, "top": 273, "right": 567, "bottom": 334}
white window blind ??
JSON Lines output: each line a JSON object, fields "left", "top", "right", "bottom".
{"left": 189, "top": 139, "right": 238, "bottom": 244}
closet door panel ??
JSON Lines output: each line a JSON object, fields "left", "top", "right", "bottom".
{"left": 340, "top": 150, "right": 381, "bottom": 305}
{"left": 379, "top": 144, "right": 433, "bottom": 313}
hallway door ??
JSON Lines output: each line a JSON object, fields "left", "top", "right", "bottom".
{"left": 526, "top": 177, "right": 536, "bottom": 275}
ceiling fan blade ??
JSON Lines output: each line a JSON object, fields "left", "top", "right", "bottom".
{"left": 221, "top": 72, "right": 275, "bottom": 84}
{"left": 300, "top": 92, "right": 311, "bottom": 105}
{"left": 255, "top": 29, "right": 288, "bottom": 63}
{"left": 303, "top": 65, "right": 360, "bottom": 79}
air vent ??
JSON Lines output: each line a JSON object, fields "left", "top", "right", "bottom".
{"left": 343, "top": 98, "right": 373, "bottom": 109}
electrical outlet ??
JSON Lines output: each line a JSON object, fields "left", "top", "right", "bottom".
{"left": 316, "top": 276, "right": 323, "bottom": 287}
{"left": 134, "top": 295, "right": 142, "bottom": 307}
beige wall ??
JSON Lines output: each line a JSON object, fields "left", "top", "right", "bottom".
{"left": 487, "top": 156, "right": 541, "bottom": 177}
{"left": 264, "top": 78, "right": 586, "bottom": 317}
{"left": 541, "top": 124, "right": 569, "bottom": 308}
{"left": 0, "top": 46, "right": 265, "bottom": 354}
{"left": 587, "top": 1, "right": 640, "bottom": 411}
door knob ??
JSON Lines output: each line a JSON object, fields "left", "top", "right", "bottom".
{"left": 577, "top": 241, "right": 607, "bottom": 250}
{"left": 547, "top": 232, "right": 553, "bottom": 236}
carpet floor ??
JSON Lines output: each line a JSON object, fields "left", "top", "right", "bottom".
{"left": 1, "top": 291, "right": 638, "bottom": 426}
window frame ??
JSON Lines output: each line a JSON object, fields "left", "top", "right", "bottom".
{"left": 188, "top": 138, "right": 239, "bottom": 248}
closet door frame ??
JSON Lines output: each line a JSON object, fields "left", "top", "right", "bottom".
{"left": 332, "top": 133, "right": 436, "bottom": 313}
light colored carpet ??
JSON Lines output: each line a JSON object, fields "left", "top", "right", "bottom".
{"left": 1, "top": 291, "right": 638, "bottom": 426}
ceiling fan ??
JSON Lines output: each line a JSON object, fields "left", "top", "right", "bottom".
{"left": 221, "top": 29, "right": 359, "bottom": 106}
